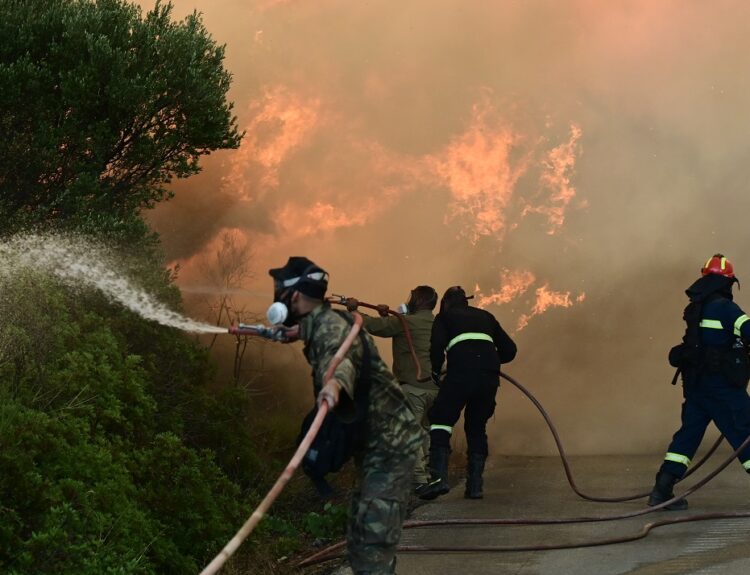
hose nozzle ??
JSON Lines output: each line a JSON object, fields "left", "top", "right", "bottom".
{"left": 227, "top": 323, "right": 299, "bottom": 342}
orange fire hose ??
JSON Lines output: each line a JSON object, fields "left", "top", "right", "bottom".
{"left": 296, "top": 371, "right": 748, "bottom": 568}
{"left": 199, "top": 313, "right": 364, "bottom": 575}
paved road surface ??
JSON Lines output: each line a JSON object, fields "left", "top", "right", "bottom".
{"left": 393, "top": 453, "right": 750, "bottom": 575}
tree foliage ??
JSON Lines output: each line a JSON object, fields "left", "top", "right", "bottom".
{"left": 0, "top": 1, "right": 337, "bottom": 572}
{"left": 0, "top": 275, "right": 252, "bottom": 574}
{"left": 0, "top": 0, "right": 241, "bottom": 238}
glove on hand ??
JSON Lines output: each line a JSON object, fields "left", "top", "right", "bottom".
{"left": 376, "top": 304, "right": 390, "bottom": 317}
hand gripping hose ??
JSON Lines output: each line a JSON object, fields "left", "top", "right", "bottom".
{"left": 199, "top": 313, "right": 364, "bottom": 575}
{"left": 329, "top": 295, "right": 428, "bottom": 382}
{"left": 296, "top": 371, "right": 749, "bottom": 568}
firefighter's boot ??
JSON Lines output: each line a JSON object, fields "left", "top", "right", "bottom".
{"left": 648, "top": 470, "right": 688, "bottom": 510}
{"left": 418, "top": 445, "right": 451, "bottom": 500}
{"left": 464, "top": 452, "right": 486, "bottom": 499}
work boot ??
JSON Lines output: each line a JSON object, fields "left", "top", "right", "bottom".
{"left": 412, "top": 482, "right": 429, "bottom": 497}
{"left": 418, "top": 445, "right": 451, "bottom": 500}
{"left": 464, "top": 452, "right": 486, "bottom": 499}
{"left": 647, "top": 470, "right": 688, "bottom": 510}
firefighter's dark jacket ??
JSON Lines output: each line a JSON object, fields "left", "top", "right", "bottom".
{"left": 687, "top": 274, "right": 750, "bottom": 349}
{"left": 430, "top": 304, "right": 517, "bottom": 374}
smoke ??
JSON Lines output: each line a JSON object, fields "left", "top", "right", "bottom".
{"left": 139, "top": 0, "right": 750, "bottom": 454}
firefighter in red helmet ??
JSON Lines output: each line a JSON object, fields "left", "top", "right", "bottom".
{"left": 650, "top": 254, "right": 750, "bottom": 509}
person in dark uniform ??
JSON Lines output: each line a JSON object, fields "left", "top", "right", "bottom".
{"left": 419, "top": 286, "right": 517, "bottom": 500}
{"left": 650, "top": 254, "right": 750, "bottom": 510}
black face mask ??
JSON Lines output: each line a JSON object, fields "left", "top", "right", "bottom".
{"left": 404, "top": 291, "right": 416, "bottom": 314}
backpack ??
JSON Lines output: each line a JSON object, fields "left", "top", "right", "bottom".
{"left": 297, "top": 310, "right": 371, "bottom": 478}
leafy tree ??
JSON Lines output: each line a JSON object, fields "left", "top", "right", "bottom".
{"left": 0, "top": 0, "right": 241, "bottom": 238}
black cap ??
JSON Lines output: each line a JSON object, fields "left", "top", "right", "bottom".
{"left": 269, "top": 257, "right": 328, "bottom": 299}
{"left": 440, "top": 286, "right": 472, "bottom": 312}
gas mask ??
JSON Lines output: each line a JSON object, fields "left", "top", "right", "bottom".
{"left": 267, "top": 288, "right": 297, "bottom": 326}
{"left": 398, "top": 290, "right": 417, "bottom": 315}
{"left": 266, "top": 301, "right": 290, "bottom": 326}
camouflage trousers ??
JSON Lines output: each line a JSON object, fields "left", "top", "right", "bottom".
{"left": 347, "top": 385, "right": 420, "bottom": 574}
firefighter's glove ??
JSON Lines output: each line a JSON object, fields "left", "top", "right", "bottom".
{"left": 431, "top": 371, "right": 442, "bottom": 387}
{"left": 345, "top": 298, "right": 359, "bottom": 312}
{"left": 376, "top": 304, "right": 389, "bottom": 317}
{"left": 318, "top": 379, "right": 341, "bottom": 409}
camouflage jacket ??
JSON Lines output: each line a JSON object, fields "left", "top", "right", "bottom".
{"left": 299, "top": 304, "right": 415, "bottom": 438}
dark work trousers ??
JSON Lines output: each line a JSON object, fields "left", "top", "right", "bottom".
{"left": 428, "top": 370, "right": 499, "bottom": 455}
{"left": 661, "top": 374, "right": 750, "bottom": 478}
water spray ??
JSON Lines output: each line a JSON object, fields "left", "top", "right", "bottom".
{"left": 0, "top": 233, "right": 227, "bottom": 334}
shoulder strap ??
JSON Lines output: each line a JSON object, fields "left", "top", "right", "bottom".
{"left": 682, "top": 300, "right": 703, "bottom": 348}
{"left": 332, "top": 310, "right": 372, "bottom": 420}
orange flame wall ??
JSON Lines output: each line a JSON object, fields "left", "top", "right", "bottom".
{"left": 143, "top": 0, "right": 750, "bottom": 455}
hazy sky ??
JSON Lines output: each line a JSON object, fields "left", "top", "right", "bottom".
{"left": 139, "top": 0, "right": 750, "bottom": 454}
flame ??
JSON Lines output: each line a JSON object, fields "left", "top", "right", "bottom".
{"left": 270, "top": 137, "right": 428, "bottom": 239}
{"left": 429, "top": 96, "right": 583, "bottom": 245}
{"left": 475, "top": 269, "right": 536, "bottom": 307}
{"left": 430, "top": 97, "right": 532, "bottom": 244}
{"left": 224, "top": 85, "right": 320, "bottom": 201}
{"left": 522, "top": 123, "right": 583, "bottom": 234}
{"left": 517, "top": 284, "right": 586, "bottom": 331}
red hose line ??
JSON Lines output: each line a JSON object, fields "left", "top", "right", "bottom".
{"left": 396, "top": 512, "right": 750, "bottom": 554}
{"left": 499, "top": 371, "right": 723, "bottom": 502}
{"left": 299, "top": 434, "right": 750, "bottom": 568}
{"left": 296, "top": 371, "right": 750, "bottom": 569}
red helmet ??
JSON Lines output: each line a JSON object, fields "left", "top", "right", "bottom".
{"left": 701, "top": 254, "right": 735, "bottom": 278}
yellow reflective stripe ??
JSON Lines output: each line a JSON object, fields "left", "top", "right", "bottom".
{"left": 699, "top": 319, "right": 723, "bottom": 330}
{"left": 734, "top": 315, "right": 750, "bottom": 336}
{"left": 721, "top": 257, "right": 727, "bottom": 270}
{"left": 743, "top": 460, "right": 750, "bottom": 471}
{"left": 705, "top": 257, "right": 713, "bottom": 269}
{"left": 430, "top": 424, "right": 453, "bottom": 434}
{"left": 664, "top": 452, "right": 691, "bottom": 467}
{"left": 446, "top": 332, "right": 494, "bottom": 351}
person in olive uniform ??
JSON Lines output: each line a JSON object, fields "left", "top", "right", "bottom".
{"left": 352, "top": 286, "right": 439, "bottom": 494}
{"left": 268, "top": 257, "right": 420, "bottom": 574}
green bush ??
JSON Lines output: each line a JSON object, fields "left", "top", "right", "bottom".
{"left": 0, "top": 277, "right": 252, "bottom": 574}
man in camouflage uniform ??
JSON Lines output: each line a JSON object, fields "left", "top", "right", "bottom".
{"left": 348, "top": 286, "right": 439, "bottom": 494}
{"left": 268, "top": 257, "right": 420, "bottom": 574}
